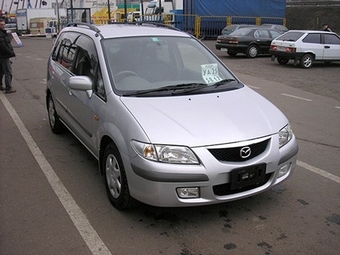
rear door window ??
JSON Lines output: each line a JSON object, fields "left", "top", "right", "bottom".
{"left": 302, "top": 33, "right": 321, "bottom": 44}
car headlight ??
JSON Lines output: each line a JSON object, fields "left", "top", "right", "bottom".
{"left": 279, "top": 123, "right": 293, "bottom": 148}
{"left": 131, "top": 140, "right": 199, "bottom": 164}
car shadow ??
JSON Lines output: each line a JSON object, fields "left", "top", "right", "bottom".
{"left": 270, "top": 61, "right": 340, "bottom": 69}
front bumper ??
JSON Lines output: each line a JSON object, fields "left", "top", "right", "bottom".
{"left": 125, "top": 134, "right": 298, "bottom": 207}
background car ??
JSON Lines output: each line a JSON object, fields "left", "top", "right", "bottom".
{"left": 216, "top": 26, "right": 282, "bottom": 58}
{"left": 261, "top": 24, "right": 289, "bottom": 34}
{"left": 270, "top": 30, "right": 340, "bottom": 68}
{"left": 220, "top": 24, "right": 255, "bottom": 35}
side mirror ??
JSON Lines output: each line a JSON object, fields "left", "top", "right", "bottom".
{"left": 68, "top": 76, "right": 93, "bottom": 97}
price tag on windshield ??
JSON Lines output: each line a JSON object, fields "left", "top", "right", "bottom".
{"left": 201, "top": 63, "right": 222, "bottom": 84}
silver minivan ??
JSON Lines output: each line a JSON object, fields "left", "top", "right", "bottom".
{"left": 46, "top": 23, "right": 298, "bottom": 210}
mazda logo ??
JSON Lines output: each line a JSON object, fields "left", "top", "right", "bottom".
{"left": 240, "top": 146, "right": 251, "bottom": 158}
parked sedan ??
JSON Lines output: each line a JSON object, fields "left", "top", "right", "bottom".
{"left": 216, "top": 27, "right": 282, "bottom": 58}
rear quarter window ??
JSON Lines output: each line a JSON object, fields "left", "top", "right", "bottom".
{"left": 324, "top": 34, "right": 340, "bottom": 44}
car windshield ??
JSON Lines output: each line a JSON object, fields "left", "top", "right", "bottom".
{"left": 276, "top": 32, "right": 304, "bottom": 41}
{"left": 102, "top": 36, "right": 241, "bottom": 96}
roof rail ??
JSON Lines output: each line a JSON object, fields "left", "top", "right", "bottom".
{"left": 109, "top": 21, "right": 181, "bottom": 32}
{"left": 66, "top": 22, "right": 101, "bottom": 34}
{"left": 136, "top": 21, "right": 182, "bottom": 31}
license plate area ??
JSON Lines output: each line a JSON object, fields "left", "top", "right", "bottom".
{"left": 277, "top": 46, "right": 286, "bottom": 51}
{"left": 230, "top": 163, "right": 266, "bottom": 190}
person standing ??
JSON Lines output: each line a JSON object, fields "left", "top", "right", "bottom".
{"left": 322, "top": 24, "right": 332, "bottom": 32}
{"left": 0, "top": 18, "right": 16, "bottom": 93}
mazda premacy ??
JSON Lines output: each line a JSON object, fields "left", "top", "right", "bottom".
{"left": 46, "top": 22, "right": 298, "bottom": 209}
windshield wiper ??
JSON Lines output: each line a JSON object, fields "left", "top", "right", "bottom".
{"left": 123, "top": 83, "right": 207, "bottom": 96}
{"left": 212, "top": 78, "right": 236, "bottom": 87}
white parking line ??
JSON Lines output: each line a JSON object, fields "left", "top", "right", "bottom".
{"left": 297, "top": 160, "right": 340, "bottom": 184}
{"left": 247, "top": 85, "right": 260, "bottom": 90}
{"left": 282, "top": 93, "right": 312, "bottom": 102}
{"left": 0, "top": 93, "right": 112, "bottom": 255}
{"left": 335, "top": 106, "right": 340, "bottom": 109}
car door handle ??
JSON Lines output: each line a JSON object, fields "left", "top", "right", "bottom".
{"left": 324, "top": 46, "right": 330, "bottom": 49}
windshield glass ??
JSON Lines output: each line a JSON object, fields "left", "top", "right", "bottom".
{"left": 102, "top": 36, "right": 241, "bottom": 96}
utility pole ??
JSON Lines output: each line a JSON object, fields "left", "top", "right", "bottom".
{"left": 108, "top": 0, "right": 111, "bottom": 23}
{"left": 56, "top": 0, "right": 60, "bottom": 32}
{"left": 124, "top": 0, "right": 127, "bottom": 21}
{"left": 70, "top": 0, "right": 73, "bottom": 22}
{"left": 141, "top": 0, "right": 144, "bottom": 18}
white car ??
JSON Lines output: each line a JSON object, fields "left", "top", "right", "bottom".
{"left": 270, "top": 30, "right": 340, "bottom": 68}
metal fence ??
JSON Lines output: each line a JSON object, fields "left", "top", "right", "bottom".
{"left": 92, "top": 14, "right": 286, "bottom": 38}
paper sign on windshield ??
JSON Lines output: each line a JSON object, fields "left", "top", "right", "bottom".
{"left": 201, "top": 63, "right": 222, "bottom": 84}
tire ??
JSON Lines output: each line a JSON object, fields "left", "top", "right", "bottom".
{"left": 227, "top": 50, "right": 237, "bottom": 57}
{"left": 103, "top": 143, "right": 135, "bottom": 210}
{"left": 300, "top": 54, "right": 313, "bottom": 68}
{"left": 246, "top": 45, "right": 259, "bottom": 58}
{"left": 47, "top": 94, "right": 64, "bottom": 134}
{"left": 277, "top": 57, "right": 289, "bottom": 65}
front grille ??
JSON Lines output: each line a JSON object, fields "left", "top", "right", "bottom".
{"left": 208, "top": 139, "right": 270, "bottom": 162}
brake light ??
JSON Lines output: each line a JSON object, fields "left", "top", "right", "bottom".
{"left": 286, "top": 47, "right": 296, "bottom": 53}
{"left": 271, "top": 45, "right": 278, "bottom": 51}
{"left": 229, "top": 39, "right": 238, "bottom": 44}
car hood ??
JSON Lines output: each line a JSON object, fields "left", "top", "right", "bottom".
{"left": 121, "top": 86, "right": 287, "bottom": 147}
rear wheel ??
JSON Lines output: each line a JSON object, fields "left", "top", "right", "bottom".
{"left": 300, "top": 54, "right": 314, "bottom": 68}
{"left": 47, "top": 94, "right": 64, "bottom": 134}
{"left": 277, "top": 57, "right": 289, "bottom": 65}
{"left": 246, "top": 45, "right": 259, "bottom": 58}
{"left": 103, "top": 143, "right": 135, "bottom": 210}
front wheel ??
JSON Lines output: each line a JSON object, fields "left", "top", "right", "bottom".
{"left": 246, "top": 45, "right": 259, "bottom": 58}
{"left": 103, "top": 143, "right": 135, "bottom": 210}
{"left": 300, "top": 54, "right": 314, "bottom": 68}
{"left": 277, "top": 57, "right": 289, "bottom": 65}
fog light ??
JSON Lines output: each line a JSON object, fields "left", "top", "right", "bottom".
{"left": 278, "top": 163, "right": 290, "bottom": 178}
{"left": 176, "top": 187, "right": 200, "bottom": 199}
